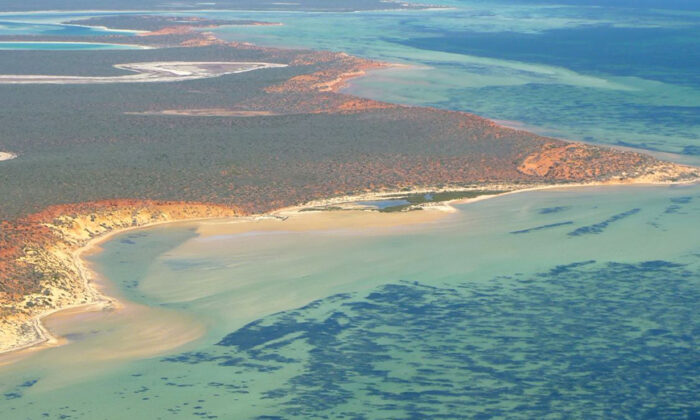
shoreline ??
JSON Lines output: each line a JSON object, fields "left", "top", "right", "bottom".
{"left": 3, "top": 178, "right": 698, "bottom": 360}
{"left": 0, "top": 214, "right": 226, "bottom": 363}
{"left": 1, "top": 13, "right": 699, "bottom": 361}
{"left": 0, "top": 40, "right": 153, "bottom": 49}
{"left": 62, "top": 23, "right": 150, "bottom": 34}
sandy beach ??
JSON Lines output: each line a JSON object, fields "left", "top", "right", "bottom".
{"left": 0, "top": 217, "right": 212, "bottom": 367}
{"left": 0, "top": 198, "right": 451, "bottom": 364}
{"left": 3, "top": 175, "right": 698, "bottom": 363}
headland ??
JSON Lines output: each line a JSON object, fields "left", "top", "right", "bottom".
{"left": 0, "top": 13, "right": 698, "bottom": 356}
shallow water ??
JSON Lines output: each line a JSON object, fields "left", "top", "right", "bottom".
{"left": 0, "top": 1, "right": 698, "bottom": 418}
{"left": 0, "top": 184, "right": 698, "bottom": 418}
{"left": 0, "top": 41, "right": 144, "bottom": 50}
{"left": 2, "top": 2, "right": 697, "bottom": 157}
{"left": 0, "top": 12, "right": 141, "bottom": 36}
{"left": 203, "top": 0, "right": 700, "bottom": 158}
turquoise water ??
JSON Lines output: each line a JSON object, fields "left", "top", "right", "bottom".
{"left": 1, "top": 185, "right": 698, "bottom": 418}
{"left": 200, "top": 1, "right": 700, "bottom": 158}
{"left": 0, "top": 41, "right": 144, "bottom": 50}
{"left": 2, "top": 3, "right": 698, "bottom": 157}
{"left": 0, "top": 1, "right": 699, "bottom": 418}
{"left": 0, "top": 12, "right": 141, "bottom": 36}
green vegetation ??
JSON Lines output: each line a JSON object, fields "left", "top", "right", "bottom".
{"left": 376, "top": 190, "right": 506, "bottom": 212}
{"left": 0, "top": 45, "right": 558, "bottom": 220}
{"left": 299, "top": 206, "right": 345, "bottom": 212}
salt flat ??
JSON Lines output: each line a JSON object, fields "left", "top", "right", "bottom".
{"left": 0, "top": 61, "right": 286, "bottom": 84}
{"left": 0, "top": 152, "right": 17, "bottom": 161}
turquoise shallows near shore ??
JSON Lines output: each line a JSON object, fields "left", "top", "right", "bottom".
{"left": 0, "top": 1, "right": 698, "bottom": 418}
{"left": 0, "top": 184, "right": 698, "bottom": 418}
{"left": 1, "top": 2, "right": 698, "bottom": 159}
{"left": 202, "top": 1, "right": 700, "bottom": 161}
{"left": 0, "top": 41, "right": 147, "bottom": 50}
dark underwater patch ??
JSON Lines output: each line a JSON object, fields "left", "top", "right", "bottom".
{"left": 568, "top": 208, "right": 640, "bottom": 236}
{"left": 162, "top": 258, "right": 699, "bottom": 418}
{"left": 670, "top": 196, "right": 692, "bottom": 204}
{"left": 510, "top": 221, "right": 573, "bottom": 234}
{"left": 4, "top": 392, "right": 21, "bottom": 400}
{"left": 538, "top": 206, "right": 570, "bottom": 214}
{"left": 20, "top": 379, "right": 38, "bottom": 388}
{"left": 682, "top": 145, "right": 700, "bottom": 155}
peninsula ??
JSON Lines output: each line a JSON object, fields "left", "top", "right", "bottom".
{"left": 0, "top": 14, "right": 697, "bottom": 355}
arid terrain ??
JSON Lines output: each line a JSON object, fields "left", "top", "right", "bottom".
{"left": 0, "top": 14, "right": 698, "bottom": 354}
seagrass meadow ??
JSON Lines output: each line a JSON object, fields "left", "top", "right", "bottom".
{"left": 0, "top": 3, "right": 698, "bottom": 418}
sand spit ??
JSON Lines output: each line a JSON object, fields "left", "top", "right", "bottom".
{"left": 0, "top": 152, "right": 17, "bottom": 161}
{"left": 0, "top": 61, "right": 287, "bottom": 84}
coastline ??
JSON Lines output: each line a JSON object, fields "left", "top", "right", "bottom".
{"left": 1, "top": 14, "right": 699, "bottom": 361}
{"left": 0, "top": 40, "right": 153, "bottom": 49}
{"left": 0, "top": 215, "right": 222, "bottom": 364}
{"left": 3, "top": 177, "right": 698, "bottom": 360}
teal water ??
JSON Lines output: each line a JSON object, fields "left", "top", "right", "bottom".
{"left": 1, "top": 185, "right": 698, "bottom": 418}
{"left": 199, "top": 1, "right": 700, "bottom": 158}
{"left": 3, "top": 3, "right": 698, "bottom": 157}
{"left": 0, "top": 41, "right": 144, "bottom": 50}
{"left": 0, "top": 12, "right": 141, "bottom": 36}
{"left": 0, "top": 1, "right": 699, "bottom": 418}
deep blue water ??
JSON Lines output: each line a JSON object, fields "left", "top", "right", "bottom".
{"left": 492, "top": 0, "right": 699, "bottom": 10}
{"left": 399, "top": 25, "right": 700, "bottom": 88}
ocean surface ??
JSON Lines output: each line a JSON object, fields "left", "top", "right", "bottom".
{"left": 0, "top": 12, "right": 140, "bottom": 36}
{"left": 0, "top": 41, "right": 143, "bottom": 50}
{"left": 1, "top": 185, "right": 699, "bottom": 418}
{"left": 205, "top": 0, "right": 700, "bottom": 159}
{"left": 1, "top": 2, "right": 698, "bottom": 158}
{"left": 0, "top": 1, "right": 699, "bottom": 418}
